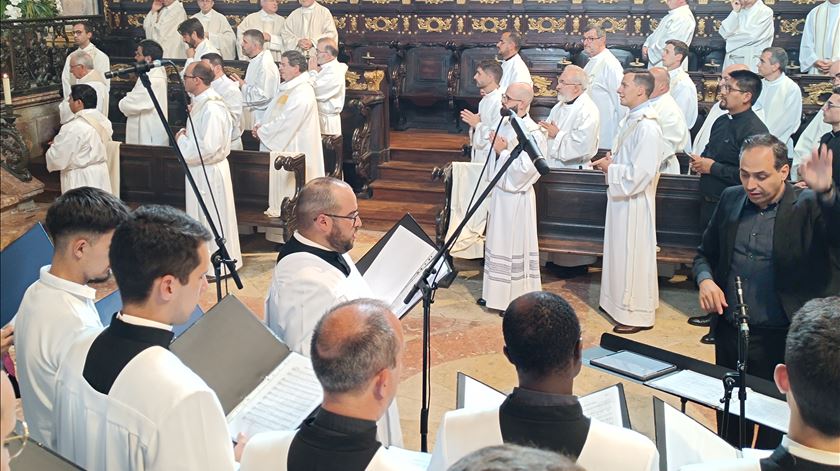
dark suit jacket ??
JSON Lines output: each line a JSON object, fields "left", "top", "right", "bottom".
{"left": 693, "top": 182, "right": 840, "bottom": 319}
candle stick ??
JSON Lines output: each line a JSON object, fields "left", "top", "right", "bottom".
{"left": 2, "top": 74, "right": 11, "bottom": 106}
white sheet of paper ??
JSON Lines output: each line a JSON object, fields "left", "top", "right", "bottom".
{"left": 384, "top": 446, "right": 432, "bottom": 470}
{"left": 460, "top": 375, "right": 506, "bottom": 410}
{"left": 226, "top": 352, "right": 323, "bottom": 438}
{"left": 579, "top": 385, "right": 624, "bottom": 428}
{"left": 659, "top": 400, "right": 739, "bottom": 471}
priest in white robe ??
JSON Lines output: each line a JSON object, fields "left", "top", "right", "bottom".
{"left": 662, "top": 40, "right": 698, "bottom": 128}
{"left": 462, "top": 59, "right": 503, "bottom": 163}
{"left": 143, "top": 0, "right": 188, "bottom": 59}
{"left": 192, "top": 0, "right": 236, "bottom": 60}
{"left": 480, "top": 83, "right": 544, "bottom": 312}
{"left": 204, "top": 53, "right": 244, "bottom": 150}
{"left": 719, "top": 0, "right": 774, "bottom": 72}
{"left": 176, "top": 62, "right": 243, "bottom": 276}
{"left": 308, "top": 38, "right": 347, "bottom": 136}
{"left": 539, "top": 65, "right": 600, "bottom": 169}
{"left": 593, "top": 70, "right": 664, "bottom": 333}
{"left": 754, "top": 47, "right": 803, "bottom": 156}
{"left": 281, "top": 0, "right": 338, "bottom": 55}
{"left": 800, "top": 0, "right": 840, "bottom": 75}
{"left": 47, "top": 85, "right": 113, "bottom": 194}
{"left": 582, "top": 24, "right": 627, "bottom": 149}
{"left": 118, "top": 40, "right": 169, "bottom": 146}
{"left": 642, "top": 0, "right": 695, "bottom": 70}
{"left": 179, "top": 17, "right": 220, "bottom": 76}
{"left": 53, "top": 206, "right": 237, "bottom": 471}
{"left": 59, "top": 51, "right": 109, "bottom": 124}
{"left": 692, "top": 63, "right": 751, "bottom": 156}
{"left": 60, "top": 22, "right": 110, "bottom": 100}
{"left": 255, "top": 51, "right": 324, "bottom": 219}
{"left": 237, "top": 0, "right": 285, "bottom": 61}
{"left": 232, "top": 29, "right": 281, "bottom": 130}
{"left": 497, "top": 32, "right": 532, "bottom": 90}
{"left": 792, "top": 61, "right": 840, "bottom": 180}
{"left": 264, "top": 178, "right": 402, "bottom": 447}
{"left": 429, "top": 292, "right": 658, "bottom": 471}
{"left": 650, "top": 67, "right": 690, "bottom": 174}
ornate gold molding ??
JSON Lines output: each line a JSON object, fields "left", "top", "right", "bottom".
{"left": 334, "top": 15, "right": 347, "bottom": 30}
{"left": 471, "top": 17, "right": 508, "bottom": 33}
{"left": 417, "top": 16, "right": 452, "bottom": 33}
{"left": 456, "top": 16, "right": 466, "bottom": 34}
{"left": 223, "top": 65, "right": 245, "bottom": 77}
{"left": 126, "top": 14, "right": 144, "bottom": 27}
{"left": 634, "top": 17, "right": 643, "bottom": 35}
{"left": 345, "top": 71, "right": 368, "bottom": 90}
{"left": 364, "top": 70, "right": 385, "bottom": 92}
{"left": 649, "top": 18, "right": 659, "bottom": 31}
{"left": 533, "top": 76, "right": 556, "bottom": 97}
{"left": 364, "top": 16, "right": 399, "bottom": 32}
{"left": 589, "top": 17, "right": 627, "bottom": 33}
{"left": 527, "top": 16, "right": 566, "bottom": 33}
{"left": 702, "top": 79, "right": 719, "bottom": 102}
{"left": 779, "top": 18, "right": 805, "bottom": 36}
{"left": 803, "top": 82, "right": 832, "bottom": 105}
{"left": 790, "top": 0, "right": 817, "bottom": 3}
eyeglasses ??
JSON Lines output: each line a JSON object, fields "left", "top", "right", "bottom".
{"left": 720, "top": 84, "right": 746, "bottom": 93}
{"left": 824, "top": 101, "right": 840, "bottom": 110}
{"left": 322, "top": 211, "right": 360, "bottom": 225}
{"left": 502, "top": 94, "right": 523, "bottom": 102}
{"left": 556, "top": 80, "right": 580, "bottom": 87}
{"left": 183, "top": 74, "right": 197, "bottom": 79}
{"left": 582, "top": 35, "right": 602, "bottom": 42}
{"left": 3, "top": 420, "right": 29, "bottom": 461}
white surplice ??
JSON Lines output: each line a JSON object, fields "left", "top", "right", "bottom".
{"left": 58, "top": 70, "right": 109, "bottom": 124}
{"left": 143, "top": 0, "right": 188, "bottom": 59}
{"left": 60, "top": 42, "right": 111, "bottom": 99}
{"left": 11, "top": 266, "right": 102, "bottom": 448}
{"left": 211, "top": 74, "right": 244, "bottom": 150}
{"left": 643, "top": 4, "right": 696, "bottom": 70}
{"left": 118, "top": 65, "right": 169, "bottom": 146}
{"left": 600, "top": 102, "right": 663, "bottom": 327}
{"left": 241, "top": 49, "right": 281, "bottom": 130}
{"left": 237, "top": 11, "right": 285, "bottom": 61}
{"left": 46, "top": 108, "right": 112, "bottom": 194}
{"left": 800, "top": 1, "right": 840, "bottom": 74}
{"left": 54, "top": 329, "right": 236, "bottom": 471}
{"left": 718, "top": 0, "right": 774, "bottom": 72}
{"left": 791, "top": 109, "right": 830, "bottom": 180}
{"left": 446, "top": 162, "right": 490, "bottom": 260}
{"left": 183, "top": 39, "right": 220, "bottom": 76}
{"left": 281, "top": 2, "right": 339, "bottom": 53}
{"left": 499, "top": 53, "right": 532, "bottom": 90}
{"left": 310, "top": 59, "right": 348, "bottom": 136}
{"left": 257, "top": 73, "right": 324, "bottom": 217}
{"left": 753, "top": 74, "right": 803, "bottom": 156}
{"left": 584, "top": 49, "right": 627, "bottom": 149}
{"left": 692, "top": 102, "right": 727, "bottom": 156}
{"left": 264, "top": 232, "right": 403, "bottom": 447}
{"left": 668, "top": 68, "right": 699, "bottom": 128}
{"left": 428, "top": 406, "right": 659, "bottom": 471}
{"left": 544, "top": 93, "right": 600, "bottom": 169}
{"left": 650, "top": 94, "right": 690, "bottom": 174}
{"left": 469, "top": 88, "right": 503, "bottom": 163}
{"left": 176, "top": 88, "right": 243, "bottom": 275}
{"left": 482, "top": 114, "right": 544, "bottom": 311}
{"left": 193, "top": 9, "right": 237, "bottom": 60}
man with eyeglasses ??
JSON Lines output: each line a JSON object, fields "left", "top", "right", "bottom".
{"left": 60, "top": 22, "right": 110, "bottom": 100}
{"left": 58, "top": 51, "right": 109, "bottom": 125}
{"left": 792, "top": 61, "right": 840, "bottom": 181}
{"left": 307, "top": 37, "right": 348, "bottom": 137}
{"left": 818, "top": 87, "right": 840, "bottom": 189}
{"left": 265, "top": 177, "right": 403, "bottom": 448}
{"left": 143, "top": 0, "right": 188, "bottom": 59}
{"left": 539, "top": 65, "right": 600, "bottom": 170}
{"left": 581, "top": 23, "right": 626, "bottom": 150}
{"left": 692, "top": 63, "right": 750, "bottom": 157}
{"left": 496, "top": 31, "right": 532, "bottom": 90}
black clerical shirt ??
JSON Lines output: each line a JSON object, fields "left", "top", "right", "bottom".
{"left": 701, "top": 108, "right": 769, "bottom": 200}
{"left": 287, "top": 409, "right": 381, "bottom": 471}
{"left": 760, "top": 442, "right": 840, "bottom": 471}
{"left": 277, "top": 232, "right": 351, "bottom": 277}
{"left": 818, "top": 129, "right": 840, "bottom": 189}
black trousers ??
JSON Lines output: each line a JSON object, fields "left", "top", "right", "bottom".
{"left": 714, "top": 320, "right": 787, "bottom": 448}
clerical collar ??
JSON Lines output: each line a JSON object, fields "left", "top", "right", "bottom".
{"left": 509, "top": 387, "right": 580, "bottom": 407}
{"left": 117, "top": 313, "right": 173, "bottom": 331}
{"left": 730, "top": 108, "right": 757, "bottom": 120}
{"left": 780, "top": 436, "right": 840, "bottom": 466}
{"left": 277, "top": 232, "right": 352, "bottom": 277}
{"left": 564, "top": 95, "right": 580, "bottom": 106}
{"left": 300, "top": 2, "right": 317, "bottom": 11}
{"left": 502, "top": 53, "right": 519, "bottom": 63}
{"left": 40, "top": 265, "right": 96, "bottom": 300}
{"left": 313, "top": 408, "right": 378, "bottom": 436}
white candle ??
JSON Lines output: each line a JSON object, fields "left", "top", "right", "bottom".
{"left": 2, "top": 74, "right": 11, "bottom": 105}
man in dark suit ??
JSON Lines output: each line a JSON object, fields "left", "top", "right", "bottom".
{"left": 693, "top": 134, "right": 840, "bottom": 447}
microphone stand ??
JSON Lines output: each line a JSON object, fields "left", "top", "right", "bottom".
{"left": 136, "top": 65, "right": 244, "bottom": 301}
{"left": 719, "top": 276, "right": 749, "bottom": 449}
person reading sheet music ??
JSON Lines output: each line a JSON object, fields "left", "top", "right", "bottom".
{"left": 428, "top": 291, "right": 658, "bottom": 471}
{"left": 53, "top": 206, "right": 239, "bottom": 471}
{"left": 264, "top": 177, "right": 402, "bottom": 447}
{"left": 241, "top": 299, "right": 423, "bottom": 471}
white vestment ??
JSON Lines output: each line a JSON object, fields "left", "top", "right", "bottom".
{"left": 281, "top": 2, "right": 339, "bottom": 54}
{"left": 54, "top": 328, "right": 236, "bottom": 471}
{"left": 719, "top": 0, "right": 774, "bottom": 72}
{"left": 46, "top": 108, "right": 113, "bottom": 194}
{"left": 800, "top": 1, "right": 840, "bottom": 74}
{"left": 544, "top": 93, "right": 600, "bottom": 169}
{"left": 59, "top": 70, "right": 109, "bottom": 124}
{"left": 680, "top": 437, "right": 840, "bottom": 471}
{"left": 264, "top": 232, "right": 403, "bottom": 447}
{"left": 310, "top": 59, "right": 348, "bottom": 136}
{"left": 212, "top": 74, "right": 244, "bottom": 150}
{"left": 257, "top": 73, "right": 324, "bottom": 217}
{"left": 60, "top": 43, "right": 111, "bottom": 99}
{"left": 446, "top": 162, "right": 489, "bottom": 260}
{"left": 428, "top": 406, "right": 658, "bottom": 471}
{"left": 792, "top": 109, "right": 830, "bottom": 180}
{"left": 469, "top": 88, "right": 503, "bottom": 163}
{"left": 482, "top": 115, "right": 544, "bottom": 311}
{"left": 183, "top": 39, "right": 220, "bottom": 76}
{"left": 237, "top": 11, "right": 285, "bottom": 61}
{"left": 11, "top": 266, "right": 102, "bottom": 448}
{"left": 193, "top": 9, "right": 237, "bottom": 60}
{"left": 143, "top": 0, "right": 188, "bottom": 59}
{"left": 668, "top": 68, "right": 699, "bottom": 128}
{"left": 585, "top": 49, "right": 627, "bottom": 149}
{"left": 241, "top": 49, "right": 281, "bottom": 130}
{"left": 643, "top": 4, "right": 696, "bottom": 70}
{"left": 118, "top": 66, "right": 169, "bottom": 146}
{"left": 176, "top": 88, "right": 243, "bottom": 275}
{"left": 650, "top": 94, "right": 690, "bottom": 174}
{"left": 692, "top": 102, "right": 727, "bottom": 156}
{"left": 600, "top": 102, "right": 663, "bottom": 327}
{"left": 499, "top": 53, "right": 532, "bottom": 90}
{"left": 753, "top": 74, "right": 803, "bottom": 156}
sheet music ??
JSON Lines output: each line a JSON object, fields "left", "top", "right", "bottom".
{"left": 384, "top": 447, "right": 433, "bottom": 470}
{"left": 579, "top": 385, "right": 624, "bottom": 428}
{"left": 460, "top": 375, "right": 506, "bottom": 410}
{"left": 227, "top": 352, "right": 323, "bottom": 438}
{"left": 658, "top": 399, "right": 739, "bottom": 471}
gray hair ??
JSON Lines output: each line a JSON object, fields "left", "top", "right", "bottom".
{"left": 449, "top": 444, "right": 585, "bottom": 471}
{"left": 764, "top": 47, "right": 789, "bottom": 72}
{"left": 310, "top": 298, "right": 400, "bottom": 394}
{"left": 562, "top": 65, "right": 589, "bottom": 91}
{"left": 584, "top": 23, "right": 606, "bottom": 38}
{"left": 282, "top": 50, "right": 308, "bottom": 72}
{"left": 70, "top": 50, "right": 94, "bottom": 70}
{"left": 318, "top": 37, "right": 339, "bottom": 57}
{"left": 295, "top": 177, "right": 352, "bottom": 230}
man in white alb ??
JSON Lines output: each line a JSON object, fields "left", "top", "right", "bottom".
{"left": 462, "top": 59, "right": 504, "bottom": 163}
{"left": 649, "top": 67, "right": 690, "bottom": 174}
{"left": 231, "top": 29, "right": 280, "bottom": 131}
{"left": 496, "top": 31, "right": 532, "bottom": 90}
{"left": 719, "top": 0, "right": 774, "bottom": 72}
{"left": 179, "top": 17, "right": 220, "bottom": 74}
{"left": 582, "top": 24, "right": 626, "bottom": 149}
{"left": 192, "top": 0, "right": 236, "bottom": 60}
{"left": 237, "top": 0, "right": 285, "bottom": 61}
{"left": 800, "top": 0, "right": 840, "bottom": 75}
{"left": 642, "top": 0, "right": 695, "bottom": 70}
{"left": 118, "top": 39, "right": 169, "bottom": 146}
{"left": 792, "top": 60, "right": 840, "bottom": 180}
{"left": 662, "top": 39, "right": 698, "bottom": 128}
{"left": 754, "top": 47, "right": 803, "bottom": 156}
{"left": 143, "top": 0, "right": 188, "bottom": 59}
{"left": 282, "top": 0, "right": 339, "bottom": 55}
{"left": 60, "top": 22, "right": 110, "bottom": 100}
{"left": 593, "top": 70, "right": 664, "bottom": 334}
{"left": 539, "top": 65, "right": 600, "bottom": 169}
{"left": 203, "top": 53, "right": 244, "bottom": 150}
{"left": 692, "top": 63, "right": 751, "bottom": 156}
{"left": 59, "top": 50, "right": 109, "bottom": 124}
{"left": 308, "top": 38, "right": 347, "bottom": 137}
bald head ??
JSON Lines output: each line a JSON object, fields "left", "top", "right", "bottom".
{"left": 650, "top": 67, "right": 670, "bottom": 98}
{"left": 561, "top": 65, "right": 588, "bottom": 91}
{"left": 831, "top": 60, "right": 840, "bottom": 87}
{"left": 505, "top": 82, "right": 534, "bottom": 117}
{"left": 296, "top": 177, "right": 354, "bottom": 230}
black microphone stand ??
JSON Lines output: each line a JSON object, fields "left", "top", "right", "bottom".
{"left": 719, "top": 276, "right": 749, "bottom": 449}
{"left": 136, "top": 65, "right": 243, "bottom": 301}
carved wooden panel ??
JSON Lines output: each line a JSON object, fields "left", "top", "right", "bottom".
{"left": 401, "top": 46, "right": 455, "bottom": 97}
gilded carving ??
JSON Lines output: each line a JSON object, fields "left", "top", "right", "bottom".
{"left": 598, "top": 0, "right": 619, "bottom": 3}
{"left": 713, "top": 19, "right": 722, "bottom": 32}
{"left": 365, "top": 0, "right": 396, "bottom": 4}
{"left": 319, "top": 0, "right": 344, "bottom": 3}
{"left": 572, "top": 16, "right": 580, "bottom": 33}
{"left": 779, "top": 19, "right": 805, "bottom": 36}
{"left": 350, "top": 16, "right": 358, "bottom": 32}
{"left": 223, "top": 66, "right": 245, "bottom": 77}
{"left": 364, "top": 69, "right": 385, "bottom": 92}
{"left": 633, "top": 17, "right": 642, "bottom": 34}
{"left": 791, "top": 0, "right": 817, "bottom": 3}
{"left": 527, "top": 17, "right": 566, "bottom": 34}
{"left": 475, "top": 0, "right": 501, "bottom": 3}
{"left": 229, "top": 16, "right": 244, "bottom": 27}
{"left": 649, "top": 18, "right": 659, "bottom": 31}
{"left": 590, "top": 17, "right": 627, "bottom": 33}
{"left": 364, "top": 16, "right": 399, "bottom": 32}
{"left": 417, "top": 0, "right": 449, "bottom": 3}
{"left": 457, "top": 16, "right": 465, "bottom": 33}
{"left": 403, "top": 15, "right": 410, "bottom": 31}
{"left": 532, "top": 76, "right": 556, "bottom": 97}
{"left": 534, "top": 0, "right": 560, "bottom": 3}
{"left": 702, "top": 79, "right": 719, "bottom": 102}
{"left": 471, "top": 17, "right": 508, "bottom": 33}
{"left": 334, "top": 15, "right": 347, "bottom": 30}
{"left": 514, "top": 17, "right": 521, "bottom": 31}
{"left": 126, "top": 14, "right": 144, "bottom": 27}
{"left": 345, "top": 71, "right": 368, "bottom": 90}
{"left": 803, "top": 82, "right": 833, "bottom": 105}
{"left": 696, "top": 17, "right": 706, "bottom": 37}
{"left": 417, "top": 17, "right": 452, "bottom": 33}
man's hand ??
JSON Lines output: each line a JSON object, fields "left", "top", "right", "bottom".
{"left": 298, "top": 38, "right": 313, "bottom": 50}
{"left": 460, "top": 109, "right": 480, "bottom": 128}
{"left": 490, "top": 132, "right": 508, "bottom": 155}
{"left": 814, "top": 59, "right": 832, "bottom": 73}
{"left": 263, "top": 32, "right": 271, "bottom": 42}
{"left": 308, "top": 54, "right": 319, "bottom": 73}
{"left": 699, "top": 279, "right": 728, "bottom": 315}
{"left": 251, "top": 124, "right": 261, "bottom": 139}
{"left": 690, "top": 154, "right": 714, "bottom": 174}
{"left": 0, "top": 324, "right": 13, "bottom": 355}
{"left": 592, "top": 152, "right": 612, "bottom": 174}
{"left": 150, "top": 0, "right": 163, "bottom": 12}
{"left": 641, "top": 46, "right": 649, "bottom": 60}
{"left": 538, "top": 120, "right": 560, "bottom": 139}
{"left": 230, "top": 73, "right": 245, "bottom": 87}
{"left": 800, "top": 144, "right": 834, "bottom": 194}
{"left": 233, "top": 433, "right": 248, "bottom": 462}
{"left": 730, "top": 0, "right": 741, "bottom": 11}
{"left": 175, "top": 128, "right": 187, "bottom": 140}
{"left": 186, "top": 47, "right": 196, "bottom": 59}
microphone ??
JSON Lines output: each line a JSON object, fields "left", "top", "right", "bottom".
{"left": 105, "top": 60, "right": 165, "bottom": 79}
{"left": 734, "top": 276, "right": 749, "bottom": 336}
{"left": 500, "top": 108, "right": 550, "bottom": 176}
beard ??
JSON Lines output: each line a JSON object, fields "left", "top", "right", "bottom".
{"left": 88, "top": 269, "right": 112, "bottom": 284}
{"left": 327, "top": 226, "right": 355, "bottom": 254}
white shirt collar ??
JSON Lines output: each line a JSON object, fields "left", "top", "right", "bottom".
{"left": 782, "top": 436, "right": 840, "bottom": 465}
{"left": 628, "top": 100, "right": 652, "bottom": 116}
{"left": 117, "top": 313, "right": 174, "bottom": 331}
{"left": 259, "top": 10, "right": 277, "bottom": 19}
{"left": 39, "top": 265, "right": 96, "bottom": 300}
{"left": 300, "top": 2, "right": 317, "bottom": 11}
{"left": 293, "top": 231, "right": 334, "bottom": 252}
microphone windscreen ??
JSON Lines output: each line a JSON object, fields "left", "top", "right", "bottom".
{"left": 499, "top": 107, "right": 511, "bottom": 117}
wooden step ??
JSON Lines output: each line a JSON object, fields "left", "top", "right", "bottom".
{"left": 358, "top": 199, "right": 440, "bottom": 236}
{"left": 378, "top": 161, "right": 439, "bottom": 181}
{"left": 389, "top": 147, "right": 467, "bottom": 166}
{"left": 369, "top": 179, "right": 445, "bottom": 204}
{"left": 390, "top": 130, "right": 470, "bottom": 150}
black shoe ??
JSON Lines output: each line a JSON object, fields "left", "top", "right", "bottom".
{"left": 546, "top": 262, "right": 589, "bottom": 279}
{"left": 688, "top": 314, "right": 713, "bottom": 327}
{"left": 700, "top": 333, "right": 716, "bottom": 344}
{"left": 477, "top": 298, "right": 486, "bottom": 306}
